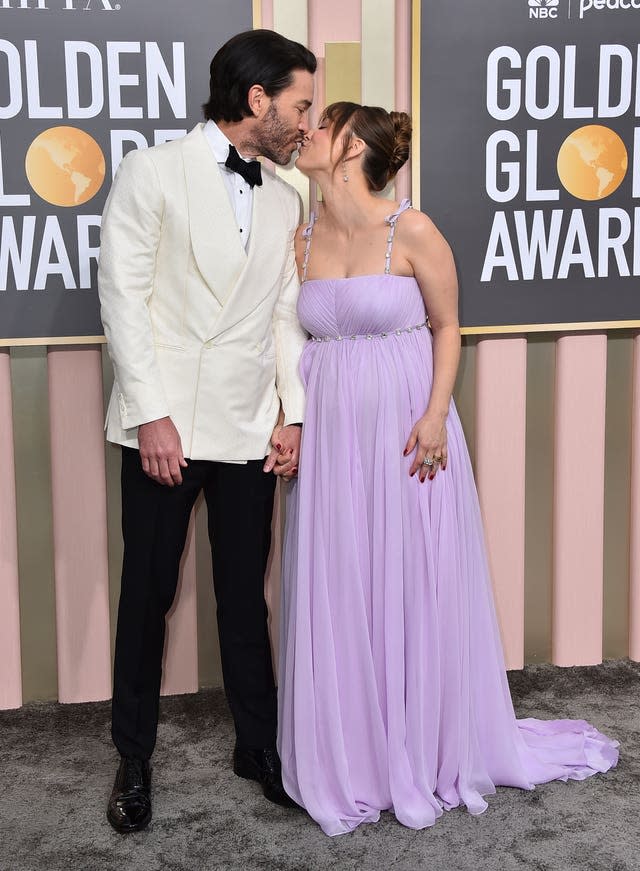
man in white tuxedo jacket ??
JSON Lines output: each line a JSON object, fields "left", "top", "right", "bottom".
{"left": 99, "top": 29, "right": 315, "bottom": 833}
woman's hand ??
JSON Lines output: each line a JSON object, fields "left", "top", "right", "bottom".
{"left": 404, "top": 410, "right": 448, "bottom": 482}
{"left": 264, "top": 422, "right": 301, "bottom": 480}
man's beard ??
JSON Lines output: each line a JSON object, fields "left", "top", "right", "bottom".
{"left": 244, "top": 103, "right": 298, "bottom": 166}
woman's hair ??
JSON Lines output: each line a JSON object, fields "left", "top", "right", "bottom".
{"left": 321, "top": 102, "right": 412, "bottom": 191}
{"left": 203, "top": 30, "right": 317, "bottom": 123}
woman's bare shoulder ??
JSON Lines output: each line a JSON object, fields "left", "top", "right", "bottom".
{"left": 399, "top": 208, "right": 452, "bottom": 258}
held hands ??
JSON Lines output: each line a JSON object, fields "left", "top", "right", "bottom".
{"left": 138, "top": 416, "right": 188, "bottom": 486}
{"left": 263, "top": 423, "right": 301, "bottom": 480}
{"left": 404, "top": 410, "right": 448, "bottom": 483}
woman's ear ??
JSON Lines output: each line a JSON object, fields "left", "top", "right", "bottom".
{"left": 347, "top": 137, "right": 366, "bottom": 159}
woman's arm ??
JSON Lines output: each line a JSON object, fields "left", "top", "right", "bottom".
{"left": 398, "top": 210, "right": 461, "bottom": 481}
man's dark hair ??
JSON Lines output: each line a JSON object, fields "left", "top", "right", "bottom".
{"left": 203, "top": 29, "right": 316, "bottom": 123}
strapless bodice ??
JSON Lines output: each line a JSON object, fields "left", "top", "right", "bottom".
{"left": 297, "top": 274, "right": 428, "bottom": 340}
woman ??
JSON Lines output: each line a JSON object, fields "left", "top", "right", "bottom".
{"left": 276, "top": 102, "right": 618, "bottom": 836}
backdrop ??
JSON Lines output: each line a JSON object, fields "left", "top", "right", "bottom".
{"left": 419, "top": 0, "right": 640, "bottom": 331}
{"left": 0, "top": 0, "right": 252, "bottom": 343}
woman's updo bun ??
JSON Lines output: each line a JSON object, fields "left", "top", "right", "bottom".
{"left": 322, "top": 102, "right": 413, "bottom": 192}
{"left": 388, "top": 111, "right": 412, "bottom": 177}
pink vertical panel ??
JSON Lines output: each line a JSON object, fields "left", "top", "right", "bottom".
{"left": 309, "top": 0, "right": 361, "bottom": 55}
{"left": 161, "top": 515, "right": 199, "bottom": 696}
{"left": 394, "top": 0, "right": 412, "bottom": 202}
{"left": 0, "top": 350, "right": 22, "bottom": 710}
{"left": 48, "top": 347, "right": 111, "bottom": 703}
{"left": 553, "top": 334, "right": 607, "bottom": 666}
{"left": 261, "top": 0, "right": 274, "bottom": 30}
{"left": 475, "top": 338, "right": 527, "bottom": 670}
{"left": 630, "top": 332, "right": 640, "bottom": 661}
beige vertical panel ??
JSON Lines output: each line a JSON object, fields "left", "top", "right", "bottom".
{"left": 265, "top": 482, "right": 285, "bottom": 677}
{"left": 273, "top": 0, "right": 311, "bottom": 218}
{"left": 475, "top": 338, "right": 527, "bottom": 670}
{"left": 0, "top": 350, "right": 22, "bottom": 710}
{"left": 361, "top": 0, "right": 395, "bottom": 109}
{"left": 553, "top": 334, "right": 607, "bottom": 666}
{"left": 195, "top": 495, "right": 223, "bottom": 688}
{"left": 325, "top": 43, "right": 362, "bottom": 105}
{"left": 161, "top": 515, "right": 199, "bottom": 696}
{"left": 394, "top": 0, "right": 412, "bottom": 203}
{"left": 48, "top": 348, "right": 111, "bottom": 703}
{"left": 629, "top": 333, "right": 640, "bottom": 661}
{"left": 273, "top": 0, "right": 307, "bottom": 43}
{"left": 603, "top": 333, "right": 632, "bottom": 659}
{"left": 11, "top": 347, "right": 58, "bottom": 702}
{"left": 524, "top": 336, "right": 555, "bottom": 663}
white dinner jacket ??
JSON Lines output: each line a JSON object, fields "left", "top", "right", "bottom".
{"left": 98, "top": 123, "right": 307, "bottom": 462}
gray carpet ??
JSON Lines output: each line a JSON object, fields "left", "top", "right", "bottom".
{"left": 1, "top": 661, "right": 638, "bottom": 871}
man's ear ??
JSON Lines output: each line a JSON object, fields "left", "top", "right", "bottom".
{"left": 247, "top": 84, "right": 267, "bottom": 118}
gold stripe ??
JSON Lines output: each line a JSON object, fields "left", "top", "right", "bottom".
{"left": 252, "top": 0, "right": 261, "bottom": 28}
{"left": 461, "top": 320, "right": 640, "bottom": 336}
{"left": 325, "top": 43, "right": 362, "bottom": 105}
{"left": 411, "top": 0, "right": 421, "bottom": 210}
{"left": 0, "top": 335, "right": 107, "bottom": 348}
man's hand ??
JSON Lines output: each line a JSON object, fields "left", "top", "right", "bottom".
{"left": 138, "top": 417, "right": 188, "bottom": 486}
{"left": 263, "top": 423, "right": 301, "bottom": 479}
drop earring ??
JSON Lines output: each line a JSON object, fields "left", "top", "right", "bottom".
{"left": 342, "top": 160, "right": 349, "bottom": 182}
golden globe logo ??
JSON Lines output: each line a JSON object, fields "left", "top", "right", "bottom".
{"left": 529, "top": 0, "right": 560, "bottom": 19}
{"left": 557, "top": 125, "right": 628, "bottom": 200}
{"left": 25, "top": 127, "right": 105, "bottom": 206}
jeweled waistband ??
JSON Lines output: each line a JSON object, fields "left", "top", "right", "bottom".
{"left": 310, "top": 320, "right": 429, "bottom": 343}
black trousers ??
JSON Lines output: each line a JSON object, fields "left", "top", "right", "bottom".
{"left": 111, "top": 446, "right": 277, "bottom": 760}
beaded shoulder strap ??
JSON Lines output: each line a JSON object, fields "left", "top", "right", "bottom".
{"left": 301, "top": 211, "right": 318, "bottom": 283}
{"left": 383, "top": 198, "right": 412, "bottom": 275}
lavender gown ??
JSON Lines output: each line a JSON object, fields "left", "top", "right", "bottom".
{"left": 278, "top": 200, "right": 618, "bottom": 837}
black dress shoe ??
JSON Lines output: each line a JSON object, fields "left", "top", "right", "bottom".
{"left": 107, "top": 757, "right": 152, "bottom": 833}
{"left": 233, "top": 745, "right": 299, "bottom": 809}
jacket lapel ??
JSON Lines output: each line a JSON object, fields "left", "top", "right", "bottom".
{"left": 207, "top": 175, "right": 288, "bottom": 340}
{"left": 181, "top": 124, "right": 246, "bottom": 307}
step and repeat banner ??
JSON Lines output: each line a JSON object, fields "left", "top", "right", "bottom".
{"left": 419, "top": 0, "right": 640, "bottom": 332}
{"left": 0, "top": 0, "right": 252, "bottom": 344}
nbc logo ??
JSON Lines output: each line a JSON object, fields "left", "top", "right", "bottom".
{"left": 528, "top": 0, "right": 560, "bottom": 17}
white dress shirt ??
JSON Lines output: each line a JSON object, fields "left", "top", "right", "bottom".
{"left": 203, "top": 120, "right": 254, "bottom": 249}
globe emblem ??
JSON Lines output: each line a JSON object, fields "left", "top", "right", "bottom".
{"left": 557, "top": 125, "right": 628, "bottom": 201}
{"left": 25, "top": 126, "right": 106, "bottom": 207}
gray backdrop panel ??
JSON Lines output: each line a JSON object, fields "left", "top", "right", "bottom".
{"left": 0, "top": 0, "right": 252, "bottom": 342}
{"left": 419, "top": 0, "right": 639, "bottom": 330}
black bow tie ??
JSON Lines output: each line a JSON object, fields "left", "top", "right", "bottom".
{"left": 224, "top": 145, "right": 262, "bottom": 188}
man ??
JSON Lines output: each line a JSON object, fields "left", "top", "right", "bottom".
{"left": 98, "top": 29, "right": 315, "bottom": 834}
